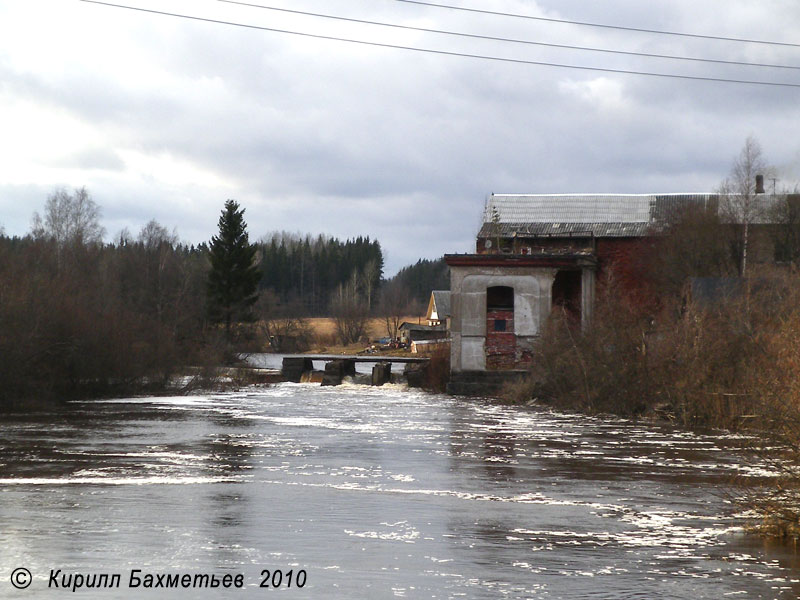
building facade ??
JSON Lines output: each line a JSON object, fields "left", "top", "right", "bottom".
{"left": 445, "top": 192, "right": 775, "bottom": 394}
{"left": 447, "top": 253, "right": 596, "bottom": 373}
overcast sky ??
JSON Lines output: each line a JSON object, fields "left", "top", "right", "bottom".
{"left": 1, "top": 0, "right": 799, "bottom": 274}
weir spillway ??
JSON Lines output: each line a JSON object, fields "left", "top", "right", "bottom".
{"left": 281, "top": 355, "right": 430, "bottom": 387}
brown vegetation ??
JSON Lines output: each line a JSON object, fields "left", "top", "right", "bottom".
{"left": 0, "top": 190, "right": 221, "bottom": 409}
{"left": 504, "top": 246, "right": 800, "bottom": 537}
{"left": 497, "top": 136, "right": 800, "bottom": 536}
{"left": 512, "top": 273, "right": 785, "bottom": 421}
{"left": 423, "top": 346, "right": 450, "bottom": 393}
{"left": 292, "top": 316, "right": 419, "bottom": 353}
{"left": 0, "top": 235, "right": 218, "bottom": 409}
{"left": 238, "top": 315, "right": 423, "bottom": 355}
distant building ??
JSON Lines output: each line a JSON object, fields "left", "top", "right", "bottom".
{"left": 398, "top": 322, "right": 447, "bottom": 345}
{"left": 446, "top": 191, "right": 788, "bottom": 395}
{"left": 425, "top": 290, "right": 450, "bottom": 328}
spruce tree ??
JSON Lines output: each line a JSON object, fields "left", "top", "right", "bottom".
{"left": 207, "top": 200, "right": 261, "bottom": 338}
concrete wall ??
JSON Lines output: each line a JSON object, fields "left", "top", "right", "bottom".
{"left": 449, "top": 267, "right": 557, "bottom": 372}
{"left": 450, "top": 263, "right": 597, "bottom": 371}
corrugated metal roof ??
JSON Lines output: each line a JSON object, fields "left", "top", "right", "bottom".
{"left": 486, "top": 194, "right": 655, "bottom": 224}
{"left": 481, "top": 193, "right": 778, "bottom": 238}
{"left": 478, "top": 222, "right": 649, "bottom": 238}
{"left": 650, "top": 194, "right": 718, "bottom": 227}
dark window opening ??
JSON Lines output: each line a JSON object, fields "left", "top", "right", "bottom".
{"left": 494, "top": 319, "right": 507, "bottom": 332}
{"left": 487, "top": 286, "right": 514, "bottom": 310}
{"left": 552, "top": 270, "right": 581, "bottom": 321}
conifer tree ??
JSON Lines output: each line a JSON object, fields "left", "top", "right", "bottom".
{"left": 207, "top": 200, "right": 260, "bottom": 338}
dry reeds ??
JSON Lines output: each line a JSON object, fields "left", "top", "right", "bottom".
{"left": 511, "top": 268, "right": 800, "bottom": 430}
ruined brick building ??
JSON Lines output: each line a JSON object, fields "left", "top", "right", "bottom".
{"left": 445, "top": 191, "right": 791, "bottom": 395}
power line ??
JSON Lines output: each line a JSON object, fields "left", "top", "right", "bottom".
{"left": 77, "top": 0, "right": 800, "bottom": 88}
{"left": 392, "top": 0, "right": 800, "bottom": 49}
{"left": 219, "top": 0, "right": 800, "bottom": 71}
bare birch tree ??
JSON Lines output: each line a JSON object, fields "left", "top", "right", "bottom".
{"left": 361, "top": 258, "right": 381, "bottom": 311}
{"left": 32, "top": 187, "right": 105, "bottom": 246}
{"left": 718, "top": 137, "right": 771, "bottom": 277}
{"left": 331, "top": 270, "right": 368, "bottom": 345}
{"left": 379, "top": 279, "right": 411, "bottom": 340}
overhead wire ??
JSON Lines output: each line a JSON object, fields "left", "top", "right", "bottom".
{"left": 392, "top": 0, "right": 800, "bottom": 49}
{"left": 218, "top": 0, "right": 800, "bottom": 71}
{"left": 77, "top": 0, "right": 800, "bottom": 88}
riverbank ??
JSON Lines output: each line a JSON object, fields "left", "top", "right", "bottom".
{"left": 490, "top": 276, "right": 800, "bottom": 541}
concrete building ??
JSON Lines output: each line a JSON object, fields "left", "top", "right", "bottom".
{"left": 447, "top": 253, "right": 596, "bottom": 375}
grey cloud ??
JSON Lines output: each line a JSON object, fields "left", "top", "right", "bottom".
{"left": 48, "top": 147, "right": 125, "bottom": 172}
{"left": 1, "top": 0, "right": 799, "bottom": 274}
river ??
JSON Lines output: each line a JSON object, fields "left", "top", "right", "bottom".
{"left": 1, "top": 362, "right": 799, "bottom": 598}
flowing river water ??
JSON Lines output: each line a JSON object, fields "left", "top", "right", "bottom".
{"left": 2, "top": 359, "right": 800, "bottom": 599}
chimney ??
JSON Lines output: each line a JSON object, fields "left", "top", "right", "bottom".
{"left": 755, "top": 174, "right": 765, "bottom": 194}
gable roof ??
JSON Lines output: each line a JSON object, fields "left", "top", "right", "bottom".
{"left": 430, "top": 290, "right": 450, "bottom": 318}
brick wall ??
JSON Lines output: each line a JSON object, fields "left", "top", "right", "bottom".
{"left": 486, "top": 309, "right": 515, "bottom": 370}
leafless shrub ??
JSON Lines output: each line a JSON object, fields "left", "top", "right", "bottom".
{"left": 255, "top": 291, "right": 313, "bottom": 352}
{"left": 313, "top": 331, "right": 339, "bottom": 349}
{"left": 378, "top": 279, "right": 412, "bottom": 340}
{"left": 523, "top": 277, "right": 655, "bottom": 416}
{"left": 517, "top": 262, "right": 800, "bottom": 534}
{"left": 331, "top": 272, "right": 369, "bottom": 345}
{"left": 497, "top": 376, "right": 538, "bottom": 405}
{"left": 423, "top": 347, "right": 450, "bottom": 393}
{"left": 0, "top": 222, "right": 217, "bottom": 409}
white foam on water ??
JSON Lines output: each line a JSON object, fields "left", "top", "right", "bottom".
{"left": 250, "top": 415, "right": 386, "bottom": 433}
{"left": 0, "top": 475, "right": 242, "bottom": 485}
{"left": 80, "top": 395, "right": 214, "bottom": 406}
{"left": 344, "top": 521, "right": 420, "bottom": 544}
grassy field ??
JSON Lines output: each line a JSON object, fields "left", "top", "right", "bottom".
{"left": 305, "top": 316, "right": 423, "bottom": 354}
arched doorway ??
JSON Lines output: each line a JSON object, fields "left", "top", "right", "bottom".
{"left": 486, "top": 286, "right": 515, "bottom": 370}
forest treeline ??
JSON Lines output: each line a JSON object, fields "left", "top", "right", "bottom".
{"left": 257, "top": 232, "right": 385, "bottom": 314}
{"left": 253, "top": 234, "right": 450, "bottom": 319}
{"left": 388, "top": 257, "right": 449, "bottom": 307}
{"left": 0, "top": 224, "right": 211, "bottom": 407}
{"left": 0, "top": 188, "right": 448, "bottom": 407}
